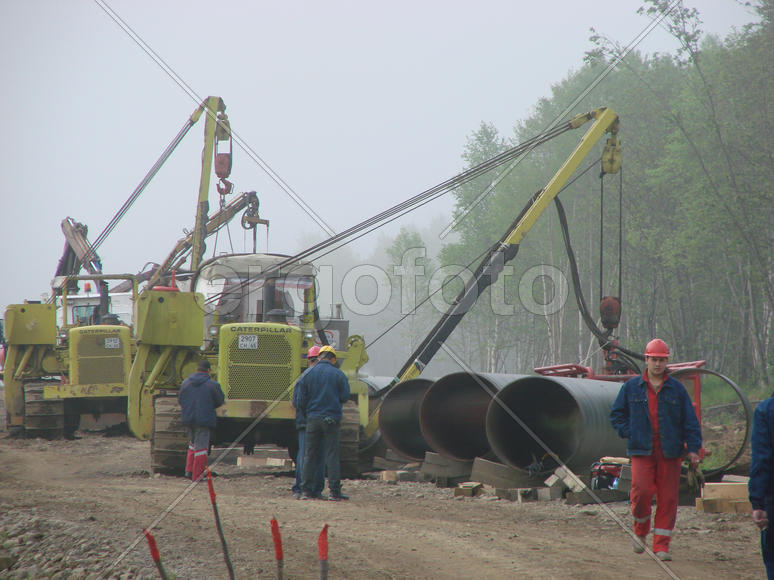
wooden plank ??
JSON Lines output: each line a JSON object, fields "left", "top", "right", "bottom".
{"left": 702, "top": 482, "right": 749, "bottom": 500}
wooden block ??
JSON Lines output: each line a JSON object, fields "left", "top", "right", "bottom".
{"left": 733, "top": 500, "right": 753, "bottom": 514}
{"left": 537, "top": 486, "right": 564, "bottom": 501}
{"left": 470, "top": 457, "right": 544, "bottom": 489}
{"left": 696, "top": 498, "right": 744, "bottom": 513}
{"left": 265, "top": 457, "right": 293, "bottom": 468}
{"left": 453, "top": 482, "right": 483, "bottom": 497}
{"left": 565, "top": 489, "right": 629, "bottom": 505}
{"left": 380, "top": 470, "right": 399, "bottom": 481}
{"left": 702, "top": 483, "right": 749, "bottom": 500}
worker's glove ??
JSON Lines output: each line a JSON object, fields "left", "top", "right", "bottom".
{"left": 686, "top": 464, "right": 705, "bottom": 493}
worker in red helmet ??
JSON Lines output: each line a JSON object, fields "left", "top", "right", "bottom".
{"left": 290, "top": 345, "right": 325, "bottom": 499}
{"left": 295, "top": 345, "right": 351, "bottom": 501}
{"left": 610, "top": 338, "right": 702, "bottom": 561}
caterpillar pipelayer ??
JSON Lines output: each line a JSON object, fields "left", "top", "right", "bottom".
{"left": 1, "top": 97, "right": 261, "bottom": 441}
{"left": 110, "top": 97, "right": 380, "bottom": 477}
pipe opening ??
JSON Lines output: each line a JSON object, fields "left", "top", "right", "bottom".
{"left": 487, "top": 377, "right": 581, "bottom": 471}
{"left": 378, "top": 378, "right": 434, "bottom": 461}
{"left": 419, "top": 372, "right": 500, "bottom": 461}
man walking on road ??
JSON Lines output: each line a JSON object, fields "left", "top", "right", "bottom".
{"left": 291, "top": 345, "right": 325, "bottom": 499}
{"left": 179, "top": 359, "right": 225, "bottom": 481}
{"left": 610, "top": 338, "right": 702, "bottom": 561}
{"left": 295, "top": 345, "right": 351, "bottom": 501}
{"left": 749, "top": 391, "right": 774, "bottom": 578}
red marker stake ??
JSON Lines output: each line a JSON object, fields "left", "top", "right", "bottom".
{"left": 270, "top": 517, "right": 284, "bottom": 580}
{"left": 142, "top": 528, "right": 169, "bottom": 580}
{"left": 318, "top": 523, "right": 329, "bottom": 580}
{"left": 206, "top": 467, "right": 236, "bottom": 580}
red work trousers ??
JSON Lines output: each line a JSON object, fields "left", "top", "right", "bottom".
{"left": 630, "top": 447, "right": 682, "bottom": 553}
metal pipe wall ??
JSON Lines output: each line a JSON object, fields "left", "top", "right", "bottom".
{"left": 485, "top": 375, "right": 625, "bottom": 473}
{"left": 377, "top": 378, "right": 435, "bottom": 461}
{"left": 419, "top": 373, "right": 526, "bottom": 461}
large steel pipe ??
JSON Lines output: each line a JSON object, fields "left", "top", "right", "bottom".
{"left": 419, "top": 373, "right": 526, "bottom": 461}
{"left": 378, "top": 378, "right": 435, "bottom": 461}
{"left": 486, "top": 375, "right": 626, "bottom": 473}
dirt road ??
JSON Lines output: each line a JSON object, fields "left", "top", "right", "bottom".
{"left": 0, "top": 432, "right": 764, "bottom": 579}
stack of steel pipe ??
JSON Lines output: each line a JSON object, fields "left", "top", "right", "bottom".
{"left": 378, "top": 371, "right": 627, "bottom": 474}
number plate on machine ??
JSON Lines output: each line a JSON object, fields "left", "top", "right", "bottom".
{"left": 238, "top": 334, "right": 258, "bottom": 349}
{"left": 104, "top": 337, "right": 121, "bottom": 349}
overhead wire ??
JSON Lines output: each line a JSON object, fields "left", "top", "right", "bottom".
{"left": 202, "top": 121, "right": 579, "bottom": 308}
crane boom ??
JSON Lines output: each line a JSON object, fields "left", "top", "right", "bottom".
{"left": 388, "top": 107, "right": 621, "bottom": 390}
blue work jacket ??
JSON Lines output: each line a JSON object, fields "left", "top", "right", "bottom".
{"left": 291, "top": 365, "right": 314, "bottom": 429}
{"left": 610, "top": 374, "right": 702, "bottom": 458}
{"left": 749, "top": 397, "right": 774, "bottom": 510}
{"left": 294, "top": 360, "right": 350, "bottom": 421}
{"left": 178, "top": 371, "right": 226, "bottom": 429}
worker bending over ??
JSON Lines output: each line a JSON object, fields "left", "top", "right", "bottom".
{"left": 179, "top": 359, "right": 225, "bottom": 481}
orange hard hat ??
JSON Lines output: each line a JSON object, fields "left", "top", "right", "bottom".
{"left": 306, "top": 345, "right": 321, "bottom": 359}
{"left": 645, "top": 338, "right": 670, "bottom": 358}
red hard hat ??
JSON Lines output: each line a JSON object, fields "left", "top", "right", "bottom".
{"left": 306, "top": 345, "right": 321, "bottom": 359}
{"left": 645, "top": 338, "right": 670, "bottom": 358}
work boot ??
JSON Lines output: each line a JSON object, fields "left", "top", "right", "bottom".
{"left": 184, "top": 471, "right": 192, "bottom": 480}
{"left": 329, "top": 493, "right": 349, "bottom": 501}
{"left": 655, "top": 551, "right": 671, "bottom": 561}
{"left": 300, "top": 493, "right": 313, "bottom": 500}
{"left": 632, "top": 535, "right": 646, "bottom": 554}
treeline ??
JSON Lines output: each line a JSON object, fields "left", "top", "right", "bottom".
{"left": 371, "top": 2, "right": 773, "bottom": 394}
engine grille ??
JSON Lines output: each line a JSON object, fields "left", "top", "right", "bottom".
{"left": 74, "top": 333, "right": 126, "bottom": 385}
{"left": 225, "top": 333, "right": 294, "bottom": 400}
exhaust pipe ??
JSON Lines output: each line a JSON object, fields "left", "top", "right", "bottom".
{"left": 377, "top": 378, "right": 435, "bottom": 461}
{"left": 419, "top": 373, "right": 526, "bottom": 461}
{"left": 485, "top": 375, "right": 626, "bottom": 473}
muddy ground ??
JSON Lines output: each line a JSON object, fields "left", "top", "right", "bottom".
{"left": 0, "top": 431, "right": 765, "bottom": 580}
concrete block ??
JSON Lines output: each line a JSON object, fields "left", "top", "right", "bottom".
{"left": 544, "top": 474, "right": 564, "bottom": 488}
{"left": 470, "top": 457, "right": 544, "bottom": 489}
{"left": 537, "top": 486, "right": 564, "bottom": 501}
{"left": 565, "top": 488, "right": 629, "bottom": 505}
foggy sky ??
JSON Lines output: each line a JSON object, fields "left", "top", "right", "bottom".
{"left": 0, "top": 0, "right": 756, "bottom": 317}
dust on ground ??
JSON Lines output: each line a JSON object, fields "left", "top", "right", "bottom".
{"left": 0, "top": 432, "right": 764, "bottom": 579}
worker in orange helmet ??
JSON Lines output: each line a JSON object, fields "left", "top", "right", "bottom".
{"left": 610, "top": 338, "right": 702, "bottom": 561}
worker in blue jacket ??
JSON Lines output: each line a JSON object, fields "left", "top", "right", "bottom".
{"left": 178, "top": 359, "right": 225, "bottom": 481}
{"left": 749, "top": 395, "right": 774, "bottom": 578}
{"left": 610, "top": 338, "right": 701, "bottom": 561}
{"left": 291, "top": 345, "right": 325, "bottom": 499}
{"left": 295, "top": 345, "right": 351, "bottom": 501}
